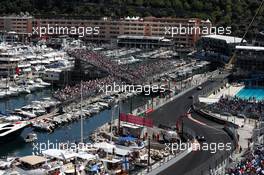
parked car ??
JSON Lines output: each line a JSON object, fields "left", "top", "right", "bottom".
{"left": 197, "top": 86, "right": 203, "bottom": 90}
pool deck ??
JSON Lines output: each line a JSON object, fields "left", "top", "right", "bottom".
{"left": 208, "top": 84, "right": 244, "bottom": 99}
{"left": 199, "top": 84, "right": 244, "bottom": 104}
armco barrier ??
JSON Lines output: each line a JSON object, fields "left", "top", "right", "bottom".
{"left": 145, "top": 146, "right": 193, "bottom": 175}
{"left": 188, "top": 105, "right": 237, "bottom": 175}
{"left": 144, "top": 127, "right": 196, "bottom": 175}
{"left": 193, "top": 104, "right": 239, "bottom": 146}
{"left": 192, "top": 105, "right": 239, "bottom": 129}
{"left": 185, "top": 151, "right": 233, "bottom": 175}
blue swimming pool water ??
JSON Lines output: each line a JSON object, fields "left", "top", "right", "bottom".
{"left": 236, "top": 88, "right": 264, "bottom": 101}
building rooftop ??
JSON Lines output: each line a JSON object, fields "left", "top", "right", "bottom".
{"left": 118, "top": 35, "right": 172, "bottom": 43}
{"left": 118, "top": 35, "right": 165, "bottom": 40}
{"left": 202, "top": 35, "right": 246, "bottom": 44}
{"left": 0, "top": 15, "right": 33, "bottom": 19}
{"left": 236, "top": 45, "right": 264, "bottom": 51}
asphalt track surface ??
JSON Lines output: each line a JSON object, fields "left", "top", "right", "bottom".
{"left": 149, "top": 80, "right": 234, "bottom": 175}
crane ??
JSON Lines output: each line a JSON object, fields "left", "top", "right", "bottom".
{"left": 225, "top": 0, "right": 264, "bottom": 70}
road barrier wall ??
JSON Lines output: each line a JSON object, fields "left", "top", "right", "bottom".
{"left": 189, "top": 104, "right": 237, "bottom": 175}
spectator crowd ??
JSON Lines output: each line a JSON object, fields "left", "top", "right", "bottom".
{"left": 226, "top": 146, "right": 264, "bottom": 175}
{"left": 205, "top": 96, "right": 264, "bottom": 119}
{"left": 53, "top": 76, "right": 121, "bottom": 101}
{"left": 54, "top": 49, "right": 174, "bottom": 102}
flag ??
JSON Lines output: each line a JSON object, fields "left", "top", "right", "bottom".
{"left": 145, "top": 108, "right": 154, "bottom": 115}
{"left": 15, "top": 67, "right": 20, "bottom": 75}
{"left": 138, "top": 112, "right": 145, "bottom": 117}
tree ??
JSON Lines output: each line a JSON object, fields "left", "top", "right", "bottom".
{"left": 134, "top": 0, "right": 143, "bottom": 6}
{"left": 223, "top": 15, "right": 232, "bottom": 26}
{"left": 191, "top": 1, "right": 204, "bottom": 11}
{"left": 171, "top": 0, "right": 183, "bottom": 9}
{"left": 183, "top": 2, "right": 190, "bottom": 10}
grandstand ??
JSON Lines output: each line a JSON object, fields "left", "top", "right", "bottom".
{"left": 117, "top": 35, "right": 174, "bottom": 49}
{"left": 195, "top": 35, "right": 246, "bottom": 65}
{"left": 234, "top": 45, "right": 264, "bottom": 87}
{"left": 254, "top": 31, "right": 264, "bottom": 47}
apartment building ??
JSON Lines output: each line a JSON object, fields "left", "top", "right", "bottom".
{"left": 0, "top": 15, "right": 212, "bottom": 48}
{"left": 0, "top": 15, "right": 33, "bottom": 34}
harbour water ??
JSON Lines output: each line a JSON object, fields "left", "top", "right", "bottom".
{"left": 0, "top": 89, "right": 151, "bottom": 157}
{"left": 0, "top": 89, "right": 53, "bottom": 115}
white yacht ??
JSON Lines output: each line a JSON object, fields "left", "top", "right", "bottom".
{"left": 0, "top": 121, "right": 29, "bottom": 143}
{"left": 2, "top": 115, "right": 22, "bottom": 122}
{"left": 13, "top": 109, "right": 37, "bottom": 119}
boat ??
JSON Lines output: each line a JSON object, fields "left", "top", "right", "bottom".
{"left": 13, "top": 109, "right": 36, "bottom": 119}
{"left": 3, "top": 115, "right": 22, "bottom": 122}
{"left": 134, "top": 153, "right": 155, "bottom": 167}
{"left": 0, "top": 157, "right": 16, "bottom": 170}
{"left": 24, "top": 132, "right": 38, "bottom": 143}
{"left": 32, "top": 121, "right": 54, "bottom": 132}
{"left": 82, "top": 109, "right": 91, "bottom": 117}
{"left": 21, "top": 105, "right": 46, "bottom": 116}
{"left": 0, "top": 87, "right": 18, "bottom": 97}
{"left": 100, "top": 157, "right": 124, "bottom": 175}
{"left": 8, "top": 87, "right": 19, "bottom": 97}
{"left": 97, "top": 102, "right": 110, "bottom": 108}
{"left": 26, "top": 80, "right": 38, "bottom": 91}
{"left": 53, "top": 116, "right": 63, "bottom": 126}
{"left": 92, "top": 103, "right": 104, "bottom": 110}
{"left": 0, "top": 91, "right": 6, "bottom": 98}
{"left": 86, "top": 105, "right": 100, "bottom": 114}
{"left": 35, "top": 78, "right": 51, "bottom": 87}
{"left": 33, "top": 109, "right": 47, "bottom": 116}
{"left": 19, "top": 86, "right": 31, "bottom": 94}
{"left": 0, "top": 121, "right": 29, "bottom": 143}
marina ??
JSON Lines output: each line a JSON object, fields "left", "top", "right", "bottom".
{"left": 0, "top": 91, "right": 151, "bottom": 157}
{"left": 0, "top": 65, "right": 212, "bottom": 175}
{"left": 0, "top": 37, "right": 214, "bottom": 174}
{"left": 0, "top": 88, "right": 187, "bottom": 175}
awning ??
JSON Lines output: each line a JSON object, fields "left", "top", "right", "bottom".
{"left": 93, "top": 142, "right": 131, "bottom": 156}
{"left": 42, "top": 149, "right": 77, "bottom": 160}
{"left": 76, "top": 152, "right": 96, "bottom": 160}
{"left": 20, "top": 155, "right": 47, "bottom": 166}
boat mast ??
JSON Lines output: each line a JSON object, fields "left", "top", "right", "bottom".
{"left": 110, "top": 105, "right": 114, "bottom": 142}
{"left": 6, "top": 52, "right": 10, "bottom": 95}
{"left": 110, "top": 99, "right": 118, "bottom": 142}
{"left": 80, "top": 81, "right": 84, "bottom": 143}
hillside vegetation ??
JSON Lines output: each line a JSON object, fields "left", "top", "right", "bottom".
{"left": 0, "top": 0, "right": 263, "bottom": 38}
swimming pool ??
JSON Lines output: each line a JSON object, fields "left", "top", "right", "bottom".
{"left": 236, "top": 88, "right": 264, "bottom": 101}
